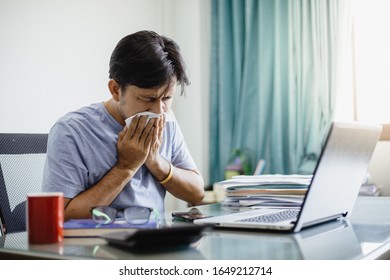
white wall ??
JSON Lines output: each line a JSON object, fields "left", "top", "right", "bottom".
{"left": 0, "top": 0, "right": 211, "bottom": 209}
{"left": 0, "top": 0, "right": 158, "bottom": 132}
{"left": 3, "top": 0, "right": 387, "bottom": 202}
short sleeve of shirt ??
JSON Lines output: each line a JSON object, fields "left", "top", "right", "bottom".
{"left": 168, "top": 121, "right": 197, "bottom": 171}
{"left": 42, "top": 121, "right": 89, "bottom": 198}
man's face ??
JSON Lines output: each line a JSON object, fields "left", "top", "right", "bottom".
{"left": 118, "top": 80, "right": 176, "bottom": 120}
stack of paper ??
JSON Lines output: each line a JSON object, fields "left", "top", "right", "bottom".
{"left": 219, "top": 174, "right": 312, "bottom": 209}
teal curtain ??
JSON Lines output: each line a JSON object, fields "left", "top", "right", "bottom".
{"left": 209, "top": 0, "right": 351, "bottom": 184}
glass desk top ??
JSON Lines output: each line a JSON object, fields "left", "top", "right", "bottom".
{"left": 1, "top": 197, "right": 390, "bottom": 260}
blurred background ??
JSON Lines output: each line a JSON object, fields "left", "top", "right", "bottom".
{"left": 1, "top": 0, "right": 389, "bottom": 209}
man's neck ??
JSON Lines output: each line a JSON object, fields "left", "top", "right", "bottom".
{"left": 103, "top": 99, "right": 126, "bottom": 126}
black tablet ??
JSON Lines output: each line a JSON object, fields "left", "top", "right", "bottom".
{"left": 100, "top": 224, "right": 211, "bottom": 251}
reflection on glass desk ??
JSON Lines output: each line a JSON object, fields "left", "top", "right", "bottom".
{"left": 1, "top": 197, "right": 390, "bottom": 260}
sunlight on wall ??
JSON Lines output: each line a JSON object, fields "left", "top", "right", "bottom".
{"left": 334, "top": 1, "right": 390, "bottom": 196}
{"left": 354, "top": 0, "right": 390, "bottom": 123}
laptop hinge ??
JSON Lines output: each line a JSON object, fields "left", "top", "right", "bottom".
{"left": 301, "top": 213, "right": 344, "bottom": 229}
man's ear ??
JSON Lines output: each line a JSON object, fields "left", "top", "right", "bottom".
{"left": 108, "top": 79, "right": 121, "bottom": 102}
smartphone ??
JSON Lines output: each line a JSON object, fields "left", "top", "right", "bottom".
{"left": 171, "top": 208, "right": 210, "bottom": 222}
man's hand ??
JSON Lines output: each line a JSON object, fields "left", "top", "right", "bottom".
{"left": 145, "top": 115, "right": 165, "bottom": 165}
{"left": 116, "top": 115, "right": 157, "bottom": 172}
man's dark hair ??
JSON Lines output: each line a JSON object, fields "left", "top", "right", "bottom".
{"left": 109, "top": 30, "right": 190, "bottom": 95}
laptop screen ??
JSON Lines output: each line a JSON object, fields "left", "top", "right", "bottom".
{"left": 293, "top": 122, "right": 382, "bottom": 232}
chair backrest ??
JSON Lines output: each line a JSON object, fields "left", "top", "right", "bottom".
{"left": 0, "top": 133, "right": 48, "bottom": 235}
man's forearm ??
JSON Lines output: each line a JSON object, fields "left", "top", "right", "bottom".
{"left": 146, "top": 156, "right": 205, "bottom": 206}
{"left": 63, "top": 165, "right": 135, "bottom": 220}
{"left": 162, "top": 167, "right": 205, "bottom": 206}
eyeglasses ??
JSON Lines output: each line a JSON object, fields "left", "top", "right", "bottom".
{"left": 91, "top": 206, "right": 158, "bottom": 225}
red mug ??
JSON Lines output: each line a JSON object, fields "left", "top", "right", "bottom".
{"left": 27, "top": 192, "right": 64, "bottom": 244}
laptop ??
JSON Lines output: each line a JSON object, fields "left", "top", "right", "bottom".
{"left": 195, "top": 122, "right": 382, "bottom": 233}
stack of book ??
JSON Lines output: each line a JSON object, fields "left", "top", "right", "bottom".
{"left": 359, "top": 183, "right": 382, "bottom": 196}
{"left": 217, "top": 174, "right": 312, "bottom": 209}
{"left": 63, "top": 218, "right": 158, "bottom": 238}
{"left": 358, "top": 172, "right": 382, "bottom": 196}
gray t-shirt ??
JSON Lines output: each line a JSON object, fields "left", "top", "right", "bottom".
{"left": 42, "top": 102, "right": 196, "bottom": 213}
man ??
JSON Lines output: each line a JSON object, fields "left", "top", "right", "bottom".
{"left": 42, "top": 31, "right": 204, "bottom": 221}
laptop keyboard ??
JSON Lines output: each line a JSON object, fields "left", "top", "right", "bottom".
{"left": 237, "top": 209, "right": 299, "bottom": 224}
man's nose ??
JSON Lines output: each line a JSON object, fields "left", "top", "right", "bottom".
{"left": 150, "top": 99, "right": 166, "bottom": 114}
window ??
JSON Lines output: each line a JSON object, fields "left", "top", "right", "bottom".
{"left": 353, "top": 0, "right": 390, "bottom": 140}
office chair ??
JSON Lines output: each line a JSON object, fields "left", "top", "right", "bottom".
{"left": 0, "top": 133, "right": 48, "bottom": 235}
